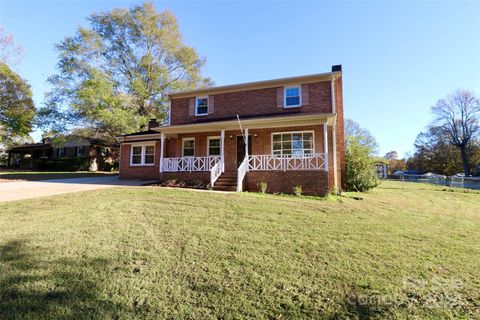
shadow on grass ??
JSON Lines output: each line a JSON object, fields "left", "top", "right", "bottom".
{"left": 0, "top": 240, "right": 126, "bottom": 319}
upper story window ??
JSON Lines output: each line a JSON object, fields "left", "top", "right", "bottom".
{"left": 130, "top": 144, "right": 155, "bottom": 166}
{"left": 182, "top": 138, "right": 195, "bottom": 157}
{"left": 284, "top": 86, "right": 301, "bottom": 108}
{"left": 207, "top": 137, "right": 221, "bottom": 156}
{"left": 195, "top": 96, "right": 208, "bottom": 116}
{"left": 272, "top": 131, "right": 314, "bottom": 157}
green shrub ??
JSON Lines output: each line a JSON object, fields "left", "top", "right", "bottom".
{"left": 32, "top": 157, "right": 90, "bottom": 171}
{"left": 346, "top": 137, "right": 379, "bottom": 192}
{"left": 293, "top": 185, "right": 302, "bottom": 196}
{"left": 257, "top": 181, "right": 268, "bottom": 193}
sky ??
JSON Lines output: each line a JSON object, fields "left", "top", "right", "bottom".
{"left": 1, "top": 0, "right": 479, "bottom": 157}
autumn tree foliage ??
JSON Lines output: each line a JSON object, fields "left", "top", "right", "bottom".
{"left": 38, "top": 2, "right": 211, "bottom": 139}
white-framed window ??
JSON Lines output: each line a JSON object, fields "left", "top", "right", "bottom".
{"left": 284, "top": 86, "right": 301, "bottom": 108}
{"left": 272, "top": 131, "right": 314, "bottom": 157}
{"left": 182, "top": 138, "right": 195, "bottom": 157}
{"left": 195, "top": 96, "right": 208, "bottom": 116}
{"left": 207, "top": 136, "right": 221, "bottom": 156}
{"left": 130, "top": 144, "right": 155, "bottom": 166}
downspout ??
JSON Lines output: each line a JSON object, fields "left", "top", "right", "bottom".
{"left": 331, "top": 75, "right": 338, "bottom": 190}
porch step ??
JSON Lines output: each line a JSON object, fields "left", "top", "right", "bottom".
{"left": 213, "top": 172, "right": 237, "bottom": 192}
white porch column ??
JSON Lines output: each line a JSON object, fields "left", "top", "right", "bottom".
{"left": 245, "top": 128, "right": 249, "bottom": 172}
{"left": 323, "top": 123, "right": 329, "bottom": 172}
{"left": 159, "top": 133, "right": 165, "bottom": 173}
{"left": 220, "top": 129, "right": 225, "bottom": 172}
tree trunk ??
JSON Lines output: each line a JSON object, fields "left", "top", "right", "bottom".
{"left": 460, "top": 147, "right": 471, "bottom": 176}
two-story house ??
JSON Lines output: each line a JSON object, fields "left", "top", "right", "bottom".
{"left": 118, "top": 65, "right": 345, "bottom": 196}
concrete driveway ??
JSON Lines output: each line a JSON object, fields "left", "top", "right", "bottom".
{"left": 0, "top": 176, "right": 148, "bottom": 203}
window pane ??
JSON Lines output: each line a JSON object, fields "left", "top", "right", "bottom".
{"left": 272, "top": 134, "right": 281, "bottom": 142}
{"left": 132, "top": 146, "right": 142, "bottom": 155}
{"left": 209, "top": 139, "right": 220, "bottom": 147}
{"left": 286, "top": 96, "right": 300, "bottom": 106}
{"left": 132, "top": 155, "right": 141, "bottom": 164}
{"left": 197, "top": 98, "right": 208, "bottom": 106}
{"left": 303, "top": 132, "right": 313, "bottom": 141}
{"left": 196, "top": 97, "right": 208, "bottom": 115}
{"left": 184, "top": 140, "right": 194, "bottom": 148}
{"left": 292, "top": 139, "right": 303, "bottom": 150}
{"left": 282, "top": 141, "right": 291, "bottom": 149}
{"left": 183, "top": 148, "right": 194, "bottom": 156}
{"left": 273, "top": 142, "right": 282, "bottom": 150}
{"left": 282, "top": 133, "right": 291, "bottom": 142}
{"left": 304, "top": 140, "right": 312, "bottom": 149}
{"left": 145, "top": 146, "right": 155, "bottom": 155}
{"left": 286, "top": 87, "right": 299, "bottom": 97}
{"left": 197, "top": 106, "right": 208, "bottom": 115}
{"left": 144, "top": 155, "right": 154, "bottom": 164}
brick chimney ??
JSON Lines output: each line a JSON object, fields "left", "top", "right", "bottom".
{"left": 148, "top": 119, "right": 159, "bottom": 130}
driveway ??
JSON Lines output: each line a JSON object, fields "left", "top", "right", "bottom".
{"left": 0, "top": 176, "right": 149, "bottom": 203}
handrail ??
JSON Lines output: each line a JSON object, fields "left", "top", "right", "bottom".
{"left": 161, "top": 156, "right": 220, "bottom": 172}
{"left": 248, "top": 153, "right": 327, "bottom": 171}
{"left": 210, "top": 159, "right": 223, "bottom": 187}
{"left": 237, "top": 156, "right": 248, "bottom": 192}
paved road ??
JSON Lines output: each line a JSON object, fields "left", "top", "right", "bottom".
{"left": 0, "top": 176, "right": 147, "bottom": 203}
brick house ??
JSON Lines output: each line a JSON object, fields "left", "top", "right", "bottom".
{"left": 118, "top": 65, "right": 345, "bottom": 196}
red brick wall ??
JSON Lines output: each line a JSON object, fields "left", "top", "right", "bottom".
{"left": 334, "top": 76, "right": 346, "bottom": 190}
{"left": 159, "top": 172, "right": 210, "bottom": 184}
{"left": 119, "top": 142, "right": 161, "bottom": 180}
{"left": 245, "top": 171, "right": 329, "bottom": 196}
{"left": 170, "top": 81, "right": 332, "bottom": 125}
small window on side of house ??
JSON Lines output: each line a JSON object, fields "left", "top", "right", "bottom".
{"left": 207, "top": 137, "right": 220, "bottom": 156}
{"left": 131, "top": 146, "right": 142, "bottom": 164}
{"left": 182, "top": 138, "right": 195, "bottom": 157}
{"left": 195, "top": 97, "right": 208, "bottom": 116}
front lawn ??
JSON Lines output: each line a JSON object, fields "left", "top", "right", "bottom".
{"left": 0, "top": 181, "right": 478, "bottom": 319}
{"left": 0, "top": 170, "right": 117, "bottom": 182}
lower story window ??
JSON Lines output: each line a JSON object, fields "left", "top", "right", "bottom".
{"left": 272, "top": 131, "right": 314, "bottom": 157}
{"left": 182, "top": 138, "right": 195, "bottom": 157}
{"left": 131, "top": 144, "right": 155, "bottom": 165}
{"left": 208, "top": 137, "right": 220, "bottom": 156}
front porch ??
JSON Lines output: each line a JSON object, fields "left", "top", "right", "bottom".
{"left": 155, "top": 114, "right": 337, "bottom": 194}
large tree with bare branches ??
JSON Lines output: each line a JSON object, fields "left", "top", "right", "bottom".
{"left": 431, "top": 90, "right": 480, "bottom": 175}
{"left": 37, "top": 2, "right": 211, "bottom": 138}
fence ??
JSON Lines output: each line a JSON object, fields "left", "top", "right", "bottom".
{"left": 387, "top": 174, "right": 480, "bottom": 190}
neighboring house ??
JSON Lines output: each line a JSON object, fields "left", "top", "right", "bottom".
{"left": 7, "top": 137, "right": 119, "bottom": 171}
{"left": 118, "top": 65, "right": 345, "bottom": 196}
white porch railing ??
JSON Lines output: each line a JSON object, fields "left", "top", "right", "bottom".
{"left": 248, "top": 153, "right": 328, "bottom": 171}
{"left": 210, "top": 159, "right": 224, "bottom": 187}
{"left": 161, "top": 156, "right": 220, "bottom": 172}
{"left": 237, "top": 156, "right": 248, "bottom": 192}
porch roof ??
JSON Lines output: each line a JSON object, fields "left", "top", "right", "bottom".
{"left": 153, "top": 113, "right": 337, "bottom": 135}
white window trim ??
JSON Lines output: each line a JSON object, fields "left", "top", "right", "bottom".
{"left": 271, "top": 130, "right": 315, "bottom": 157}
{"left": 284, "top": 85, "right": 302, "bottom": 108}
{"left": 130, "top": 143, "right": 155, "bottom": 166}
{"left": 182, "top": 138, "right": 195, "bottom": 157}
{"left": 195, "top": 96, "right": 209, "bottom": 116}
{"left": 207, "top": 136, "right": 221, "bottom": 156}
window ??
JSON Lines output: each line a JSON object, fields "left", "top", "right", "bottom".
{"left": 207, "top": 137, "right": 221, "bottom": 156}
{"left": 57, "top": 147, "right": 66, "bottom": 157}
{"left": 195, "top": 96, "right": 208, "bottom": 115}
{"left": 284, "top": 86, "right": 301, "bottom": 107}
{"left": 130, "top": 144, "right": 155, "bottom": 166}
{"left": 77, "top": 146, "right": 86, "bottom": 157}
{"left": 272, "top": 131, "right": 314, "bottom": 157}
{"left": 182, "top": 138, "right": 195, "bottom": 157}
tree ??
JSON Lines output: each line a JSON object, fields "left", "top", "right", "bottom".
{"left": 37, "top": 2, "right": 211, "bottom": 139}
{"left": 383, "top": 150, "right": 407, "bottom": 173}
{"left": 407, "top": 126, "right": 480, "bottom": 175}
{"left": 431, "top": 90, "right": 480, "bottom": 175}
{"left": 345, "top": 119, "right": 379, "bottom": 191}
{"left": 0, "top": 63, "right": 35, "bottom": 146}
{"left": 0, "top": 26, "right": 24, "bottom": 65}
{"left": 345, "top": 118, "right": 378, "bottom": 153}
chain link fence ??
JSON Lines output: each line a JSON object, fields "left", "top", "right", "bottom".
{"left": 387, "top": 174, "right": 480, "bottom": 190}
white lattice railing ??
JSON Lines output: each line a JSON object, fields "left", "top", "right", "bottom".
{"left": 237, "top": 156, "right": 248, "bottom": 192}
{"left": 161, "top": 156, "right": 221, "bottom": 172}
{"left": 210, "top": 160, "right": 224, "bottom": 187}
{"left": 248, "top": 154, "right": 328, "bottom": 171}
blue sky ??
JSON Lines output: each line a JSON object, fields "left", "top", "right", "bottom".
{"left": 1, "top": 1, "right": 479, "bottom": 157}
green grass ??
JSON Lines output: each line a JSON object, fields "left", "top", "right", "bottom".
{"left": 0, "top": 170, "right": 117, "bottom": 182}
{"left": 0, "top": 181, "right": 479, "bottom": 319}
